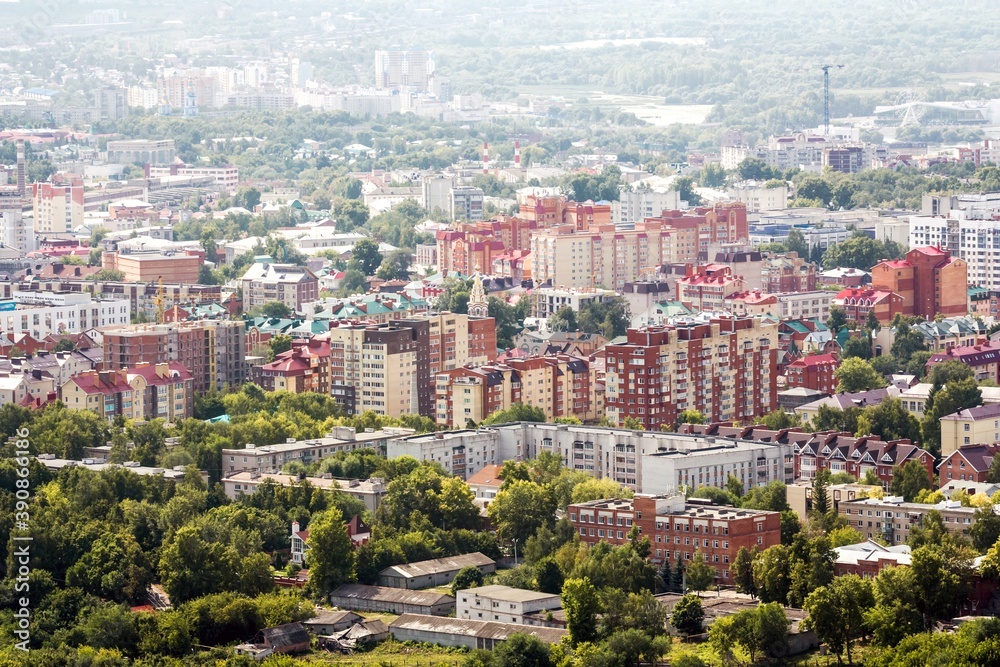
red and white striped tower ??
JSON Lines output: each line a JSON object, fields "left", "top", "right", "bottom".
{"left": 483, "top": 142, "right": 489, "bottom": 174}
{"left": 514, "top": 141, "right": 521, "bottom": 167}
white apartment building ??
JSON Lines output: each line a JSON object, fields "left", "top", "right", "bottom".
{"left": 613, "top": 187, "right": 682, "bottom": 226}
{"left": 727, "top": 184, "right": 788, "bottom": 213}
{"left": 0, "top": 292, "right": 129, "bottom": 340}
{"left": 222, "top": 427, "right": 414, "bottom": 475}
{"left": 390, "top": 423, "right": 793, "bottom": 494}
{"left": 531, "top": 287, "right": 619, "bottom": 319}
{"left": 909, "top": 211, "right": 1000, "bottom": 289}
{"left": 221, "top": 472, "right": 387, "bottom": 512}
{"left": 457, "top": 586, "right": 562, "bottom": 625}
{"left": 773, "top": 291, "right": 833, "bottom": 321}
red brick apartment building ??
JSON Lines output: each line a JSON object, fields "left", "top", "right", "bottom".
{"left": 567, "top": 495, "right": 781, "bottom": 582}
{"left": 602, "top": 317, "right": 778, "bottom": 430}
{"left": 784, "top": 353, "right": 839, "bottom": 395}
{"left": 938, "top": 444, "right": 999, "bottom": 484}
{"left": 871, "top": 246, "right": 968, "bottom": 320}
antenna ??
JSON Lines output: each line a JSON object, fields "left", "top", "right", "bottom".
{"left": 514, "top": 141, "right": 521, "bottom": 167}
{"left": 820, "top": 65, "right": 844, "bottom": 136}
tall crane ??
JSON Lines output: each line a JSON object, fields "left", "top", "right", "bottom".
{"left": 820, "top": 64, "right": 844, "bottom": 136}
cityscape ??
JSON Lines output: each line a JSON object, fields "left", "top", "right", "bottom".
{"left": 4, "top": 0, "right": 1000, "bottom": 665}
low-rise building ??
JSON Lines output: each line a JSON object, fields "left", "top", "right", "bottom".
{"left": 833, "top": 540, "right": 912, "bottom": 577}
{"left": 222, "top": 427, "right": 414, "bottom": 475}
{"left": 838, "top": 496, "right": 979, "bottom": 545}
{"left": 938, "top": 444, "right": 999, "bottom": 485}
{"left": 568, "top": 495, "right": 781, "bottom": 581}
{"left": 241, "top": 261, "right": 319, "bottom": 313}
{"left": 388, "top": 614, "right": 567, "bottom": 649}
{"left": 329, "top": 585, "right": 455, "bottom": 616}
{"left": 832, "top": 287, "right": 904, "bottom": 325}
{"left": 940, "top": 403, "right": 1000, "bottom": 456}
{"left": 456, "top": 585, "right": 562, "bottom": 624}
{"left": 0, "top": 291, "right": 129, "bottom": 340}
{"left": 60, "top": 362, "right": 193, "bottom": 422}
{"left": 784, "top": 353, "right": 839, "bottom": 395}
{"left": 927, "top": 342, "right": 1000, "bottom": 386}
{"left": 222, "top": 472, "right": 387, "bottom": 512}
{"left": 378, "top": 553, "right": 496, "bottom": 590}
{"left": 102, "top": 250, "right": 204, "bottom": 283}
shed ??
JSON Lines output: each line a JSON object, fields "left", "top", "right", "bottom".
{"left": 303, "top": 610, "right": 362, "bottom": 635}
{"left": 377, "top": 552, "right": 496, "bottom": 589}
{"left": 259, "top": 622, "right": 311, "bottom": 654}
{"left": 330, "top": 584, "right": 455, "bottom": 616}
{"left": 388, "top": 613, "right": 567, "bottom": 650}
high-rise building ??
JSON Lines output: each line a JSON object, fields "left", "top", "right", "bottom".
{"left": 374, "top": 50, "right": 434, "bottom": 91}
{"left": 450, "top": 186, "right": 485, "bottom": 222}
{"left": 871, "top": 246, "right": 968, "bottom": 319}
{"left": 289, "top": 57, "right": 314, "bottom": 89}
{"left": 0, "top": 141, "right": 33, "bottom": 253}
{"left": 328, "top": 321, "right": 430, "bottom": 418}
{"left": 602, "top": 317, "right": 778, "bottom": 430}
{"left": 612, "top": 186, "right": 682, "bottom": 226}
{"left": 102, "top": 320, "right": 247, "bottom": 393}
{"left": 32, "top": 181, "right": 85, "bottom": 234}
{"left": 106, "top": 139, "right": 177, "bottom": 165}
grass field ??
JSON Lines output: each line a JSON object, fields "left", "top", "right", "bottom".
{"left": 301, "top": 640, "right": 467, "bottom": 667}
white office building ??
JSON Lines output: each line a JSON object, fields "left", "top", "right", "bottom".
{"left": 457, "top": 586, "right": 561, "bottom": 624}
{"left": 0, "top": 292, "right": 129, "bottom": 339}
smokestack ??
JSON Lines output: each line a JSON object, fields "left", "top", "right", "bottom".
{"left": 16, "top": 140, "right": 24, "bottom": 196}
{"left": 483, "top": 141, "right": 489, "bottom": 174}
{"left": 514, "top": 141, "right": 521, "bottom": 167}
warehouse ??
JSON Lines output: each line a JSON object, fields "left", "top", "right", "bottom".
{"left": 377, "top": 552, "right": 495, "bottom": 590}
{"left": 329, "top": 584, "right": 455, "bottom": 616}
{"left": 388, "top": 613, "right": 567, "bottom": 649}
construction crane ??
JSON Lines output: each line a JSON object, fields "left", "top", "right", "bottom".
{"left": 820, "top": 64, "right": 844, "bottom": 136}
{"left": 154, "top": 278, "right": 166, "bottom": 324}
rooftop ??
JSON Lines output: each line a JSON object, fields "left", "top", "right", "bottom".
{"left": 389, "top": 613, "right": 567, "bottom": 645}
{"left": 458, "top": 585, "right": 560, "bottom": 603}
{"left": 379, "top": 553, "right": 494, "bottom": 579}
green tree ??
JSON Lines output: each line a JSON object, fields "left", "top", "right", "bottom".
{"left": 261, "top": 301, "right": 292, "bottom": 319}
{"left": 333, "top": 198, "right": 370, "bottom": 231}
{"left": 562, "top": 577, "right": 600, "bottom": 645}
{"left": 677, "top": 409, "right": 706, "bottom": 425}
{"left": 66, "top": 532, "right": 154, "bottom": 604}
{"left": 890, "top": 460, "right": 933, "bottom": 502}
{"left": 451, "top": 565, "right": 486, "bottom": 595}
{"left": 305, "top": 507, "right": 357, "bottom": 597}
{"left": 488, "top": 480, "right": 557, "bottom": 547}
{"left": 481, "top": 403, "right": 547, "bottom": 425}
{"left": 857, "top": 398, "right": 921, "bottom": 443}
{"left": 265, "top": 334, "right": 293, "bottom": 362}
{"left": 375, "top": 248, "right": 413, "bottom": 281}
{"left": 490, "top": 633, "right": 553, "bottom": 667}
{"left": 732, "top": 547, "right": 757, "bottom": 598}
{"left": 752, "top": 544, "right": 791, "bottom": 605}
{"left": 671, "top": 594, "right": 705, "bottom": 636}
{"left": 349, "top": 238, "right": 384, "bottom": 275}
{"left": 921, "top": 377, "right": 983, "bottom": 455}
{"left": 684, "top": 551, "right": 715, "bottom": 594}
{"left": 835, "top": 357, "right": 887, "bottom": 393}
{"left": 803, "top": 575, "right": 874, "bottom": 667}
{"left": 547, "top": 306, "right": 578, "bottom": 332}
{"left": 826, "top": 305, "right": 848, "bottom": 333}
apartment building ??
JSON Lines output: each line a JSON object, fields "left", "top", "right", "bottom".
{"left": 839, "top": 496, "right": 978, "bottom": 545}
{"left": 387, "top": 429, "right": 502, "bottom": 480}
{"left": 612, "top": 186, "right": 682, "bottom": 226}
{"left": 434, "top": 354, "right": 599, "bottom": 427}
{"left": 518, "top": 192, "right": 612, "bottom": 228}
{"left": 871, "top": 246, "right": 968, "bottom": 319}
{"left": 760, "top": 254, "right": 817, "bottom": 293}
{"left": 241, "top": 262, "right": 319, "bottom": 313}
{"left": 375, "top": 50, "right": 435, "bottom": 90}
{"left": 939, "top": 403, "right": 1000, "bottom": 456}
{"left": 832, "top": 287, "right": 904, "bottom": 325}
{"left": 221, "top": 472, "right": 387, "bottom": 512}
{"left": 102, "top": 249, "right": 204, "bottom": 283}
{"left": 256, "top": 337, "right": 331, "bottom": 394}
{"left": 0, "top": 141, "right": 33, "bottom": 253}
{"left": 32, "top": 181, "right": 85, "bottom": 233}
{"left": 680, "top": 423, "right": 933, "bottom": 489}
{"left": 644, "top": 204, "right": 750, "bottom": 261}
{"left": 873, "top": 315, "right": 986, "bottom": 356}
{"left": 675, "top": 264, "right": 746, "bottom": 312}
{"left": 0, "top": 292, "right": 128, "bottom": 340}
{"left": 926, "top": 342, "right": 1000, "bottom": 385}
{"left": 784, "top": 354, "right": 839, "bottom": 395}
{"left": 530, "top": 287, "right": 619, "bottom": 320}
{"left": 457, "top": 586, "right": 561, "bottom": 625}
{"left": 909, "top": 210, "right": 1000, "bottom": 291}
{"left": 223, "top": 427, "right": 414, "bottom": 475}
{"left": 938, "top": 444, "right": 999, "bottom": 485}
{"left": 328, "top": 321, "right": 430, "bottom": 418}
{"left": 102, "top": 320, "right": 247, "bottom": 393}
{"left": 147, "top": 164, "right": 239, "bottom": 191}
{"left": 602, "top": 317, "right": 778, "bottom": 430}
{"left": 60, "top": 362, "right": 193, "bottom": 422}
{"left": 450, "top": 186, "right": 485, "bottom": 222}
{"left": 568, "top": 495, "right": 782, "bottom": 578}
{"left": 106, "top": 139, "right": 176, "bottom": 165}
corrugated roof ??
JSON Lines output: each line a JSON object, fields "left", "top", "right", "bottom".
{"left": 380, "top": 552, "right": 494, "bottom": 579}
{"left": 389, "top": 613, "right": 567, "bottom": 644}
{"left": 330, "top": 584, "right": 454, "bottom": 606}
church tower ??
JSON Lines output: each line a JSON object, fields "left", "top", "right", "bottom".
{"left": 468, "top": 266, "right": 489, "bottom": 318}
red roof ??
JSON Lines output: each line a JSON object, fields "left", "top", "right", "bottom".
{"left": 128, "top": 362, "right": 193, "bottom": 386}
{"left": 788, "top": 353, "right": 838, "bottom": 369}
